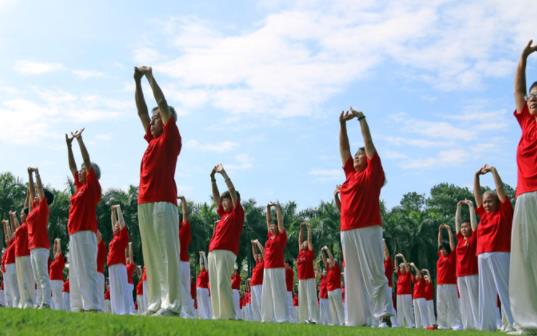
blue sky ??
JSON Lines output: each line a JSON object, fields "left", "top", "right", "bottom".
{"left": 0, "top": 0, "right": 536, "bottom": 209}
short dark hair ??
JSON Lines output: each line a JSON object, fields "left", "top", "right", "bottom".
{"left": 44, "top": 189, "right": 54, "bottom": 205}
{"left": 221, "top": 190, "right": 241, "bottom": 202}
{"left": 23, "top": 208, "right": 29, "bottom": 215}
{"left": 529, "top": 81, "right": 537, "bottom": 93}
{"left": 286, "top": 259, "right": 293, "bottom": 267}
{"left": 439, "top": 242, "right": 451, "bottom": 254}
{"left": 152, "top": 106, "right": 177, "bottom": 121}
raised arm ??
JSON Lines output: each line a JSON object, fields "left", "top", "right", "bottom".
{"left": 27, "top": 168, "right": 36, "bottom": 204}
{"left": 437, "top": 224, "right": 444, "bottom": 248}
{"left": 134, "top": 67, "right": 150, "bottom": 130}
{"left": 320, "top": 249, "right": 328, "bottom": 268}
{"left": 128, "top": 242, "right": 134, "bottom": 263}
{"left": 467, "top": 200, "right": 477, "bottom": 232}
{"left": 515, "top": 41, "right": 537, "bottom": 113}
{"left": 445, "top": 224, "right": 455, "bottom": 251}
{"left": 334, "top": 185, "right": 341, "bottom": 211}
{"left": 473, "top": 166, "right": 484, "bottom": 208}
{"left": 54, "top": 238, "right": 62, "bottom": 257}
{"left": 275, "top": 203, "right": 284, "bottom": 233}
{"left": 339, "top": 111, "right": 353, "bottom": 165}
{"left": 111, "top": 206, "right": 117, "bottom": 231}
{"left": 266, "top": 203, "right": 272, "bottom": 232}
{"left": 255, "top": 240, "right": 264, "bottom": 255}
{"left": 298, "top": 224, "right": 304, "bottom": 250}
{"left": 210, "top": 165, "right": 221, "bottom": 206}
{"left": 65, "top": 133, "right": 77, "bottom": 177}
{"left": 34, "top": 168, "right": 45, "bottom": 200}
{"left": 455, "top": 201, "right": 463, "bottom": 234}
{"left": 409, "top": 262, "right": 419, "bottom": 274}
{"left": 383, "top": 240, "right": 389, "bottom": 260}
{"left": 139, "top": 66, "right": 172, "bottom": 125}
{"left": 9, "top": 211, "right": 19, "bottom": 231}
{"left": 306, "top": 222, "right": 313, "bottom": 250}
{"left": 350, "top": 108, "right": 376, "bottom": 159}
{"left": 178, "top": 196, "right": 189, "bottom": 222}
{"left": 199, "top": 251, "right": 207, "bottom": 269}
{"left": 73, "top": 129, "right": 92, "bottom": 169}
{"left": 487, "top": 165, "right": 507, "bottom": 203}
{"left": 251, "top": 240, "right": 258, "bottom": 259}
{"left": 217, "top": 164, "right": 238, "bottom": 208}
{"left": 324, "top": 246, "right": 335, "bottom": 266}
{"left": 116, "top": 205, "right": 126, "bottom": 230}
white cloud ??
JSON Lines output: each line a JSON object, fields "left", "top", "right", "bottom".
{"left": 185, "top": 139, "right": 237, "bottom": 153}
{"left": 133, "top": 47, "right": 164, "bottom": 64}
{"left": 225, "top": 154, "right": 254, "bottom": 172}
{"left": 72, "top": 69, "right": 104, "bottom": 80}
{"left": 309, "top": 168, "right": 342, "bottom": 181}
{"left": 401, "top": 148, "right": 470, "bottom": 170}
{"left": 14, "top": 60, "right": 64, "bottom": 75}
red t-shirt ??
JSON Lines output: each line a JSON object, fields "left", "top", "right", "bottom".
{"left": 197, "top": 270, "right": 209, "bottom": 288}
{"left": 319, "top": 275, "right": 328, "bottom": 299}
{"left": 126, "top": 263, "right": 136, "bottom": 284}
{"left": 327, "top": 262, "right": 341, "bottom": 291}
{"left": 68, "top": 168, "right": 101, "bottom": 235}
{"left": 264, "top": 231, "right": 287, "bottom": 269}
{"left": 138, "top": 120, "right": 181, "bottom": 205}
{"left": 107, "top": 227, "right": 129, "bottom": 266}
{"left": 436, "top": 251, "right": 457, "bottom": 285}
{"left": 413, "top": 278, "right": 426, "bottom": 299}
{"left": 141, "top": 269, "right": 147, "bottom": 282}
{"left": 49, "top": 254, "right": 65, "bottom": 280}
{"left": 191, "top": 279, "right": 196, "bottom": 300}
{"left": 396, "top": 271, "right": 413, "bottom": 295}
{"left": 285, "top": 265, "right": 294, "bottom": 291}
{"left": 136, "top": 280, "right": 143, "bottom": 295}
{"left": 476, "top": 200, "right": 513, "bottom": 254}
{"left": 179, "top": 220, "right": 191, "bottom": 262}
{"left": 14, "top": 222, "right": 30, "bottom": 257}
{"left": 515, "top": 105, "right": 537, "bottom": 196}
{"left": 384, "top": 256, "right": 393, "bottom": 287}
{"left": 97, "top": 240, "right": 107, "bottom": 274}
{"left": 424, "top": 281, "right": 434, "bottom": 300}
{"left": 5, "top": 240, "right": 16, "bottom": 264}
{"left": 208, "top": 203, "right": 245, "bottom": 255}
{"left": 340, "top": 154, "right": 385, "bottom": 231}
{"left": 104, "top": 288, "right": 110, "bottom": 300}
{"left": 26, "top": 198, "right": 50, "bottom": 250}
{"left": 231, "top": 272, "right": 241, "bottom": 290}
{"left": 293, "top": 293, "right": 298, "bottom": 306}
{"left": 63, "top": 280, "right": 70, "bottom": 293}
{"left": 251, "top": 261, "right": 264, "bottom": 286}
{"left": 297, "top": 248, "right": 315, "bottom": 280}
{"left": 456, "top": 232, "right": 478, "bottom": 277}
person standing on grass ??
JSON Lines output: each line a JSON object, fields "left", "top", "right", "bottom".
{"left": 409, "top": 263, "right": 428, "bottom": 329}
{"left": 436, "top": 224, "right": 462, "bottom": 330}
{"left": 321, "top": 246, "right": 344, "bottom": 326}
{"left": 231, "top": 268, "right": 242, "bottom": 319}
{"left": 63, "top": 277, "right": 70, "bottom": 311}
{"left": 96, "top": 230, "right": 107, "bottom": 311}
{"left": 107, "top": 205, "right": 130, "bottom": 315}
{"left": 65, "top": 128, "right": 102, "bottom": 312}
{"left": 26, "top": 167, "right": 54, "bottom": 308}
{"left": 284, "top": 260, "right": 296, "bottom": 322}
{"left": 178, "top": 195, "right": 196, "bottom": 318}
{"left": 12, "top": 206, "right": 35, "bottom": 309}
{"left": 3, "top": 218, "right": 19, "bottom": 308}
{"left": 454, "top": 200, "right": 479, "bottom": 329}
{"left": 197, "top": 251, "right": 211, "bottom": 320}
{"left": 250, "top": 239, "right": 264, "bottom": 321}
{"left": 421, "top": 269, "right": 436, "bottom": 329}
{"left": 49, "top": 238, "right": 65, "bottom": 310}
{"left": 473, "top": 164, "right": 515, "bottom": 331}
{"left": 207, "top": 163, "right": 244, "bottom": 320}
{"left": 136, "top": 266, "right": 144, "bottom": 314}
{"left": 134, "top": 65, "right": 182, "bottom": 316}
{"left": 511, "top": 40, "right": 537, "bottom": 332}
{"left": 338, "top": 107, "right": 389, "bottom": 326}
{"left": 126, "top": 243, "right": 137, "bottom": 314}
{"left": 394, "top": 253, "right": 414, "bottom": 328}
{"left": 382, "top": 240, "right": 398, "bottom": 327}
{"left": 297, "top": 222, "right": 318, "bottom": 324}
{"left": 260, "top": 202, "right": 288, "bottom": 323}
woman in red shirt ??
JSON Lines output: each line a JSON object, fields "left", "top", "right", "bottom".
{"left": 455, "top": 200, "right": 478, "bottom": 329}
{"left": 410, "top": 263, "right": 429, "bottom": 328}
{"left": 511, "top": 40, "right": 537, "bottom": 331}
{"left": 422, "top": 269, "right": 436, "bottom": 328}
{"left": 11, "top": 207, "right": 35, "bottom": 309}
{"left": 177, "top": 196, "right": 196, "bottom": 318}
{"left": 231, "top": 269, "right": 242, "bottom": 319}
{"left": 297, "top": 222, "right": 318, "bottom": 324}
{"left": 338, "top": 108, "right": 389, "bottom": 326}
{"left": 318, "top": 269, "right": 329, "bottom": 325}
{"left": 260, "top": 203, "right": 288, "bottom": 323}
{"left": 196, "top": 251, "right": 211, "bottom": 320}
{"left": 250, "top": 240, "right": 264, "bottom": 321}
{"left": 394, "top": 253, "right": 415, "bottom": 327}
{"left": 107, "top": 205, "right": 130, "bottom": 315}
{"left": 473, "top": 165, "right": 514, "bottom": 331}
{"left": 321, "top": 246, "right": 344, "bottom": 326}
{"left": 49, "top": 238, "right": 65, "bottom": 310}
{"left": 436, "top": 224, "right": 462, "bottom": 330}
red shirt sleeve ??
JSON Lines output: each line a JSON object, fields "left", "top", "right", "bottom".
{"left": 515, "top": 105, "right": 531, "bottom": 130}
{"left": 217, "top": 203, "right": 225, "bottom": 217}
{"left": 120, "top": 226, "right": 129, "bottom": 247}
{"left": 144, "top": 124, "right": 153, "bottom": 143}
{"left": 365, "top": 153, "right": 385, "bottom": 187}
{"left": 343, "top": 157, "right": 354, "bottom": 178}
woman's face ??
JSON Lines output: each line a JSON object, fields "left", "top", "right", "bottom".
{"left": 113, "top": 222, "right": 120, "bottom": 235}
{"left": 461, "top": 222, "right": 472, "bottom": 237}
{"left": 353, "top": 149, "right": 367, "bottom": 171}
{"left": 528, "top": 86, "right": 537, "bottom": 116}
{"left": 482, "top": 192, "right": 499, "bottom": 213}
{"left": 221, "top": 197, "right": 232, "bottom": 212}
{"left": 269, "top": 223, "right": 277, "bottom": 234}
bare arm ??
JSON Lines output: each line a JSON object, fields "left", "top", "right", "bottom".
{"left": 34, "top": 168, "right": 45, "bottom": 200}
{"left": 134, "top": 67, "right": 150, "bottom": 130}
{"left": 437, "top": 224, "right": 443, "bottom": 248}
{"left": 489, "top": 166, "right": 507, "bottom": 203}
{"left": 455, "top": 202, "right": 462, "bottom": 234}
{"left": 27, "top": 168, "right": 36, "bottom": 204}
{"left": 178, "top": 196, "right": 189, "bottom": 222}
{"left": 351, "top": 108, "right": 377, "bottom": 159}
{"left": 306, "top": 222, "right": 313, "bottom": 250}
{"left": 116, "top": 205, "right": 126, "bottom": 229}
{"left": 219, "top": 167, "right": 239, "bottom": 208}
{"left": 334, "top": 185, "right": 341, "bottom": 211}
{"left": 275, "top": 204, "right": 284, "bottom": 233}
{"left": 515, "top": 41, "right": 537, "bottom": 113}
{"left": 111, "top": 206, "right": 117, "bottom": 232}
{"left": 65, "top": 134, "right": 77, "bottom": 176}
{"left": 73, "top": 129, "right": 92, "bottom": 169}
{"left": 255, "top": 240, "right": 264, "bottom": 255}
{"left": 324, "top": 246, "right": 335, "bottom": 266}
{"left": 266, "top": 204, "right": 272, "bottom": 233}
{"left": 298, "top": 224, "right": 304, "bottom": 250}
{"left": 473, "top": 168, "right": 483, "bottom": 208}
{"left": 320, "top": 249, "right": 328, "bottom": 268}
{"left": 467, "top": 200, "right": 477, "bottom": 232}
{"left": 145, "top": 70, "right": 171, "bottom": 125}
{"left": 210, "top": 166, "right": 221, "bottom": 206}
{"left": 409, "top": 262, "right": 419, "bottom": 274}
{"left": 445, "top": 224, "right": 455, "bottom": 251}
{"left": 128, "top": 242, "right": 134, "bottom": 263}
{"left": 251, "top": 241, "right": 258, "bottom": 259}
{"left": 383, "top": 240, "right": 389, "bottom": 259}
{"left": 339, "top": 111, "right": 353, "bottom": 165}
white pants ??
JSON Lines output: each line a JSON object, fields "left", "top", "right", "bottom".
{"left": 104, "top": 299, "right": 111, "bottom": 313}
{"left": 197, "top": 287, "right": 212, "bottom": 319}
{"left": 208, "top": 249, "right": 236, "bottom": 319}
{"left": 457, "top": 275, "right": 479, "bottom": 329}
{"left": 261, "top": 268, "right": 289, "bottom": 323}
{"left": 341, "top": 226, "right": 387, "bottom": 326}
{"left": 319, "top": 298, "right": 330, "bottom": 325}
{"left": 138, "top": 202, "right": 181, "bottom": 314}
{"left": 251, "top": 284, "right": 262, "bottom": 321}
{"left": 5, "top": 264, "right": 19, "bottom": 308}
{"left": 137, "top": 294, "right": 144, "bottom": 314}
{"left": 396, "top": 294, "right": 415, "bottom": 327}
{"left": 69, "top": 231, "right": 99, "bottom": 311}
{"left": 298, "top": 278, "right": 319, "bottom": 323}
{"left": 328, "top": 289, "right": 344, "bottom": 325}
{"left": 385, "top": 286, "right": 398, "bottom": 327}
{"left": 51, "top": 280, "right": 64, "bottom": 310}
{"left": 478, "top": 252, "right": 514, "bottom": 330}
{"left": 413, "top": 298, "right": 429, "bottom": 328}
{"left": 109, "top": 264, "right": 130, "bottom": 315}
{"left": 243, "top": 302, "right": 252, "bottom": 321}
{"left": 232, "top": 289, "right": 241, "bottom": 319}
{"left": 426, "top": 300, "right": 436, "bottom": 325}
{"left": 127, "top": 283, "right": 135, "bottom": 314}
{"left": 96, "top": 272, "right": 105, "bottom": 311}
{"left": 63, "top": 292, "right": 70, "bottom": 311}
{"left": 287, "top": 291, "right": 296, "bottom": 322}
{"left": 437, "top": 284, "right": 462, "bottom": 329}
{"left": 30, "top": 248, "right": 51, "bottom": 307}
{"left": 510, "top": 191, "right": 537, "bottom": 329}
{"left": 15, "top": 255, "right": 35, "bottom": 308}
{"left": 180, "top": 261, "right": 195, "bottom": 318}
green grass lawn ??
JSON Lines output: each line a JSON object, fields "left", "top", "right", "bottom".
{"left": 0, "top": 308, "right": 501, "bottom": 336}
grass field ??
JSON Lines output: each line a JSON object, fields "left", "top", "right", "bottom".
{"left": 0, "top": 308, "right": 502, "bottom": 336}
